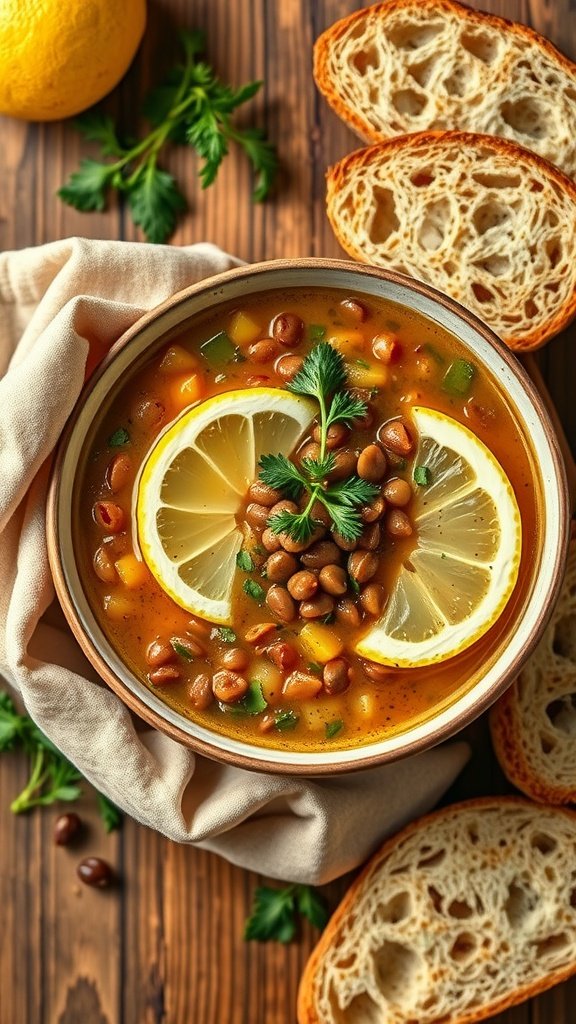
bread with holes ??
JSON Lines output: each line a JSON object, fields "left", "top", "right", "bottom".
{"left": 297, "top": 798, "right": 576, "bottom": 1024}
{"left": 326, "top": 131, "right": 576, "bottom": 350}
{"left": 314, "top": 0, "right": 576, "bottom": 179}
{"left": 490, "top": 540, "right": 576, "bottom": 805}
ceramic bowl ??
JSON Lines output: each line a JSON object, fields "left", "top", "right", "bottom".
{"left": 46, "top": 259, "right": 570, "bottom": 774}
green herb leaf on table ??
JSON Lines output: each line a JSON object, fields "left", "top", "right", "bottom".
{"left": 236, "top": 549, "right": 254, "bottom": 572}
{"left": 97, "top": 793, "right": 123, "bottom": 833}
{"left": 58, "top": 30, "right": 278, "bottom": 243}
{"left": 218, "top": 626, "right": 237, "bottom": 643}
{"left": 245, "top": 884, "right": 328, "bottom": 943}
{"left": 243, "top": 579, "right": 265, "bottom": 603}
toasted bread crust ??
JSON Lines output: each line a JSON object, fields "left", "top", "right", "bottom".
{"left": 491, "top": 540, "right": 576, "bottom": 804}
{"left": 314, "top": 0, "right": 576, "bottom": 168}
{"left": 297, "top": 797, "right": 576, "bottom": 1024}
{"left": 326, "top": 131, "right": 576, "bottom": 350}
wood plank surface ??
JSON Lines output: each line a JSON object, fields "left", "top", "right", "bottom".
{"left": 1, "top": 1, "right": 575, "bottom": 1022}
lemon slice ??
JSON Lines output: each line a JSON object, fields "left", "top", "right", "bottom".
{"left": 136, "top": 388, "right": 315, "bottom": 623}
{"left": 357, "top": 406, "right": 522, "bottom": 667}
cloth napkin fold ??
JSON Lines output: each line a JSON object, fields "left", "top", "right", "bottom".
{"left": 0, "top": 237, "right": 468, "bottom": 883}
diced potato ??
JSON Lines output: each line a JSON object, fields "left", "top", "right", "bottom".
{"left": 103, "top": 592, "right": 134, "bottom": 621}
{"left": 160, "top": 344, "right": 199, "bottom": 374}
{"left": 327, "top": 328, "right": 366, "bottom": 357}
{"left": 115, "top": 554, "right": 150, "bottom": 589}
{"left": 345, "top": 361, "right": 389, "bottom": 389}
{"left": 298, "top": 700, "right": 329, "bottom": 732}
{"left": 355, "top": 692, "right": 377, "bottom": 718}
{"left": 169, "top": 372, "right": 206, "bottom": 411}
{"left": 250, "top": 657, "right": 283, "bottom": 704}
{"left": 298, "top": 623, "right": 344, "bottom": 664}
{"left": 228, "top": 310, "right": 262, "bottom": 346}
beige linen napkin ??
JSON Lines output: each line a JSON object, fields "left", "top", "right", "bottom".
{"left": 0, "top": 237, "right": 468, "bottom": 883}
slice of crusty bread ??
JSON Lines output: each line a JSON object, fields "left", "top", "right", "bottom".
{"left": 297, "top": 798, "right": 576, "bottom": 1024}
{"left": 314, "top": 0, "right": 576, "bottom": 180}
{"left": 326, "top": 131, "right": 576, "bottom": 350}
{"left": 490, "top": 540, "right": 576, "bottom": 805}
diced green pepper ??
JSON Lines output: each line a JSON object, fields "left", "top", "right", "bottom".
{"left": 275, "top": 709, "right": 299, "bottom": 732}
{"left": 442, "top": 358, "right": 476, "bottom": 396}
{"left": 200, "top": 330, "right": 236, "bottom": 366}
{"left": 414, "top": 465, "right": 432, "bottom": 486}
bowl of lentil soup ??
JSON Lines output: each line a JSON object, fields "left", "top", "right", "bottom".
{"left": 47, "top": 260, "right": 569, "bottom": 773}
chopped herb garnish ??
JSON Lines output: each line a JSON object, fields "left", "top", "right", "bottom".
{"left": 171, "top": 639, "right": 194, "bottom": 661}
{"left": 236, "top": 549, "right": 255, "bottom": 572}
{"left": 349, "top": 576, "right": 360, "bottom": 595}
{"left": 308, "top": 324, "right": 327, "bottom": 342}
{"left": 308, "top": 662, "right": 323, "bottom": 674}
{"left": 422, "top": 342, "right": 445, "bottom": 365}
{"left": 245, "top": 883, "right": 328, "bottom": 943}
{"left": 442, "top": 358, "right": 476, "bottom": 396}
{"left": 414, "top": 465, "right": 432, "bottom": 486}
{"left": 243, "top": 579, "right": 265, "bottom": 602}
{"left": 355, "top": 358, "right": 371, "bottom": 369}
{"left": 58, "top": 31, "right": 277, "bottom": 244}
{"left": 321, "top": 612, "right": 336, "bottom": 625}
{"left": 201, "top": 330, "right": 237, "bottom": 366}
{"left": 108, "top": 427, "right": 130, "bottom": 447}
{"left": 441, "top": 552, "right": 447, "bottom": 559}
{"left": 395, "top": 457, "right": 408, "bottom": 471}
{"left": 218, "top": 627, "right": 237, "bottom": 643}
{"left": 97, "top": 793, "right": 123, "bottom": 833}
{"left": 242, "top": 680, "right": 267, "bottom": 715}
{"left": 325, "top": 719, "right": 344, "bottom": 739}
{"left": 275, "top": 709, "right": 299, "bottom": 732}
{"left": 259, "top": 344, "right": 379, "bottom": 543}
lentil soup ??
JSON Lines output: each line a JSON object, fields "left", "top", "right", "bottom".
{"left": 75, "top": 287, "right": 539, "bottom": 752}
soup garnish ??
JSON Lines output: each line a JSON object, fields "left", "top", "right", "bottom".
{"left": 77, "top": 288, "right": 536, "bottom": 751}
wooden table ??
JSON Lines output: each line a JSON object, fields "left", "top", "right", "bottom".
{"left": 1, "top": 1, "right": 575, "bottom": 1021}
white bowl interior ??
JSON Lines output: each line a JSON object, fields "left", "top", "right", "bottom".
{"left": 55, "top": 264, "right": 566, "bottom": 769}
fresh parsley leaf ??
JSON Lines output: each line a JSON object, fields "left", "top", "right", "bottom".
{"left": 241, "top": 680, "right": 267, "bottom": 715}
{"left": 97, "top": 793, "right": 123, "bottom": 833}
{"left": 267, "top": 508, "right": 317, "bottom": 544}
{"left": 243, "top": 579, "right": 265, "bottom": 602}
{"left": 245, "top": 884, "right": 328, "bottom": 943}
{"left": 108, "top": 427, "right": 130, "bottom": 447}
{"left": 218, "top": 626, "right": 237, "bottom": 643}
{"left": 308, "top": 324, "right": 327, "bottom": 342}
{"left": 325, "top": 390, "right": 367, "bottom": 428}
{"left": 171, "top": 639, "right": 195, "bottom": 661}
{"left": 128, "top": 165, "right": 186, "bottom": 245}
{"left": 275, "top": 709, "right": 299, "bottom": 732}
{"left": 414, "top": 465, "right": 431, "bottom": 486}
{"left": 58, "top": 32, "right": 277, "bottom": 243}
{"left": 300, "top": 454, "right": 335, "bottom": 482}
{"left": 258, "top": 453, "right": 306, "bottom": 500}
{"left": 295, "top": 885, "right": 329, "bottom": 930}
{"left": 287, "top": 343, "right": 346, "bottom": 401}
{"left": 236, "top": 550, "right": 254, "bottom": 572}
{"left": 0, "top": 691, "right": 23, "bottom": 751}
{"left": 245, "top": 886, "right": 297, "bottom": 943}
{"left": 325, "top": 719, "right": 344, "bottom": 739}
{"left": 325, "top": 476, "right": 380, "bottom": 508}
{"left": 58, "top": 159, "right": 114, "bottom": 212}
{"left": 349, "top": 575, "right": 360, "bottom": 595}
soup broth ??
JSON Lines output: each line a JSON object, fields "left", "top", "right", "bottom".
{"left": 75, "top": 287, "right": 540, "bottom": 752}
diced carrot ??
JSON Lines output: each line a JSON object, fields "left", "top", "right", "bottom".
{"left": 160, "top": 344, "right": 200, "bottom": 374}
{"left": 115, "top": 554, "right": 150, "bottom": 589}
{"left": 326, "top": 328, "right": 366, "bottom": 357}
{"left": 169, "top": 372, "right": 206, "bottom": 411}
{"left": 103, "top": 593, "right": 134, "bottom": 621}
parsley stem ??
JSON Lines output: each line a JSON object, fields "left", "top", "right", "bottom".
{"left": 317, "top": 390, "right": 328, "bottom": 464}
{"left": 10, "top": 748, "right": 48, "bottom": 814}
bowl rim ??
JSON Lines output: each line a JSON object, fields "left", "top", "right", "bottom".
{"left": 46, "top": 257, "right": 570, "bottom": 775}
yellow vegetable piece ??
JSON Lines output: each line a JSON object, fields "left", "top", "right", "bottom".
{"left": 0, "top": 0, "right": 146, "bottom": 121}
{"left": 169, "top": 372, "right": 206, "bottom": 411}
{"left": 115, "top": 554, "right": 150, "bottom": 589}
{"left": 250, "top": 658, "right": 283, "bottom": 704}
{"left": 160, "top": 345, "right": 200, "bottom": 374}
{"left": 327, "top": 328, "right": 366, "bottom": 358}
{"left": 346, "top": 361, "right": 389, "bottom": 389}
{"left": 298, "top": 623, "right": 344, "bottom": 664}
{"left": 355, "top": 692, "right": 377, "bottom": 718}
{"left": 103, "top": 593, "right": 134, "bottom": 621}
{"left": 228, "top": 311, "right": 262, "bottom": 346}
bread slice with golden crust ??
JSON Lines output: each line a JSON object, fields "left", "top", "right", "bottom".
{"left": 326, "top": 131, "right": 576, "bottom": 351}
{"left": 490, "top": 540, "right": 576, "bottom": 805}
{"left": 297, "top": 798, "right": 576, "bottom": 1024}
{"left": 314, "top": 0, "right": 576, "bottom": 180}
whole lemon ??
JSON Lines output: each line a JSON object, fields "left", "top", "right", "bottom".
{"left": 0, "top": 0, "right": 146, "bottom": 121}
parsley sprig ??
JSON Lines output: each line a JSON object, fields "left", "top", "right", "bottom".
{"left": 0, "top": 690, "right": 122, "bottom": 829}
{"left": 259, "top": 344, "right": 379, "bottom": 542}
{"left": 58, "top": 30, "right": 278, "bottom": 243}
{"left": 245, "top": 883, "right": 329, "bottom": 943}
